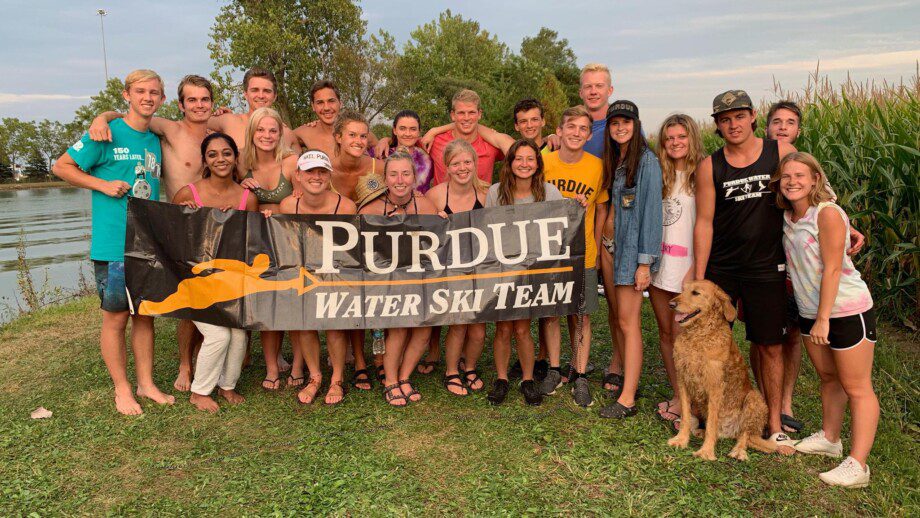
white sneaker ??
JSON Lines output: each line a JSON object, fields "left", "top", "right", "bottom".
{"left": 794, "top": 430, "right": 843, "bottom": 458}
{"left": 819, "top": 456, "right": 870, "bottom": 488}
{"left": 768, "top": 432, "right": 797, "bottom": 450}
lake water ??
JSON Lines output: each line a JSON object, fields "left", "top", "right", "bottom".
{"left": 0, "top": 187, "right": 92, "bottom": 322}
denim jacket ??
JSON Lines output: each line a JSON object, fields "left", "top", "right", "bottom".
{"left": 611, "top": 148, "right": 663, "bottom": 285}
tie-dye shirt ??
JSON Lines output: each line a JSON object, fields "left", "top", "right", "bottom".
{"left": 782, "top": 202, "right": 872, "bottom": 319}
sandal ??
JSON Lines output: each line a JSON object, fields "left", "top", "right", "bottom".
{"left": 324, "top": 381, "right": 346, "bottom": 406}
{"left": 286, "top": 375, "right": 305, "bottom": 388}
{"left": 352, "top": 369, "right": 372, "bottom": 391}
{"left": 781, "top": 413, "right": 804, "bottom": 434}
{"left": 297, "top": 378, "right": 321, "bottom": 405}
{"left": 602, "top": 371, "right": 624, "bottom": 397}
{"left": 399, "top": 379, "right": 421, "bottom": 402}
{"left": 261, "top": 377, "right": 282, "bottom": 391}
{"left": 375, "top": 364, "right": 386, "bottom": 383}
{"left": 443, "top": 374, "right": 468, "bottom": 396}
{"left": 657, "top": 400, "right": 680, "bottom": 423}
{"left": 599, "top": 401, "right": 638, "bottom": 419}
{"left": 383, "top": 383, "right": 408, "bottom": 407}
{"left": 417, "top": 359, "right": 438, "bottom": 375}
{"left": 462, "top": 369, "right": 484, "bottom": 392}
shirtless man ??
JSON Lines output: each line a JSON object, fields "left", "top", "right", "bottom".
{"left": 89, "top": 75, "right": 220, "bottom": 392}
{"left": 293, "top": 80, "right": 377, "bottom": 157}
{"left": 209, "top": 67, "right": 300, "bottom": 153}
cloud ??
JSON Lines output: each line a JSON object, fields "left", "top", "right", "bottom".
{"left": 626, "top": 49, "right": 920, "bottom": 81}
{"left": 0, "top": 93, "right": 90, "bottom": 104}
{"left": 617, "top": 1, "right": 913, "bottom": 37}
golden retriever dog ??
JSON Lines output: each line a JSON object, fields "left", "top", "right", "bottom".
{"left": 666, "top": 280, "right": 776, "bottom": 461}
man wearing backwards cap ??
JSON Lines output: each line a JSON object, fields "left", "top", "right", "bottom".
{"left": 693, "top": 89, "right": 797, "bottom": 452}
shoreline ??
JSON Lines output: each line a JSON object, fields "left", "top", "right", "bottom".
{"left": 0, "top": 181, "right": 70, "bottom": 191}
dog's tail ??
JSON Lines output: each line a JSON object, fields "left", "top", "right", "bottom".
{"left": 750, "top": 436, "right": 777, "bottom": 453}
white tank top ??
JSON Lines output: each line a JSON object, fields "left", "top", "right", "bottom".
{"left": 783, "top": 202, "right": 872, "bottom": 319}
{"left": 651, "top": 170, "right": 695, "bottom": 293}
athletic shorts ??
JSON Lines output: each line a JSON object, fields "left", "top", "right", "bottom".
{"left": 93, "top": 260, "right": 129, "bottom": 313}
{"left": 705, "top": 270, "right": 787, "bottom": 345}
{"left": 799, "top": 308, "right": 877, "bottom": 351}
{"left": 582, "top": 268, "right": 599, "bottom": 314}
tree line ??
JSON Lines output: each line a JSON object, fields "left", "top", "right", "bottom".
{"left": 1, "top": 2, "right": 580, "bottom": 181}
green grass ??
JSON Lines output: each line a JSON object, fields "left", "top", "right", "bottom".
{"left": 1, "top": 297, "right": 917, "bottom": 515}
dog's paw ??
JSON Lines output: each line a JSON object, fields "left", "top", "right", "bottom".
{"left": 667, "top": 436, "right": 689, "bottom": 449}
{"left": 728, "top": 447, "right": 749, "bottom": 461}
{"left": 693, "top": 448, "right": 717, "bottom": 461}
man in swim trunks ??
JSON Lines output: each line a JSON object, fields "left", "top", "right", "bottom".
{"left": 53, "top": 69, "right": 176, "bottom": 415}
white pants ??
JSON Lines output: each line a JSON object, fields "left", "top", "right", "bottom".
{"left": 190, "top": 321, "right": 247, "bottom": 396}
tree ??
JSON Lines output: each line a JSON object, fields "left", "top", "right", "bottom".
{"left": 330, "top": 29, "right": 411, "bottom": 122}
{"left": 0, "top": 118, "right": 37, "bottom": 172}
{"left": 520, "top": 28, "right": 582, "bottom": 107}
{"left": 208, "top": 0, "right": 367, "bottom": 125}
{"left": 35, "top": 120, "right": 80, "bottom": 172}
{"left": 399, "top": 10, "right": 508, "bottom": 128}
{"left": 24, "top": 149, "right": 48, "bottom": 178}
{"left": 483, "top": 56, "right": 569, "bottom": 134}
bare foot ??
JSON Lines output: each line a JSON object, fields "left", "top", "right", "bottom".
{"left": 324, "top": 382, "right": 345, "bottom": 405}
{"left": 173, "top": 368, "right": 192, "bottom": 392}
{"left": 190, "top": 392, "right": 219, "bottom": 413}
{"left": 218, "top": 388, "right": 245, "bottom": 405}
{"left": 297, "top": 378, "right": 321, "bottom": 404}
{"left": 399, "top": 380, "right": 422, "bottom": 402}
{"left": 114, "top": 389, "right": 143, "bottom": 416}
{"left": 277, "top": 353, "right": 291, "bottom": 373}
{"left": 136, "top": 385, "right": 176, "bottom": 405}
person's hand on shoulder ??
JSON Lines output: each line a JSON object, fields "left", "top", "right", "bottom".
{"left": 89, "top": 116, "right": 113, "bottom": 142}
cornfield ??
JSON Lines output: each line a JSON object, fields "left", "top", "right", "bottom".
{"left": 700, "top": 67, "right": 920, "bottom": 329}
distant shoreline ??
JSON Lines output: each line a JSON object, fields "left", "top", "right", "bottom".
{"left": 0, "top": 181, "right": 70, "bottom": 191}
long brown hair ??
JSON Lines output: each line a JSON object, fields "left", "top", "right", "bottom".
{"left": 602, "top": 112, "right": 648, "bottom": 190}
{"left": 497, "top": 139, "right": 546, "bottom": 206}
{"left": 656, "top": 114, "right": 703, "bottom": 199}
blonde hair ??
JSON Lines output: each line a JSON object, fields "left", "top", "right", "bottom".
{"left": 384, "top": 148, "right": 418, "bottom": 187}
{"left": 769, "top": 152, "right": 833, "bottom": 210}
{"left": 443, "top": 139, "right": 488, "bottom": 192}
{"left": 241, "top": 107, "right": 290, "bottom": 172}
{"left": 656, "top": 114, "right": 703, "bottom": 199}
{"left": 451, "top": 89, "right": 481, "bottom": 111}
{"left": 124, "top": 69, "right": 165, "bottom": 95}
{"left": 333, "top": 110, "right": 369, "bottom": 157}
{"left": 580, "top": 63, "right": 612, "bottom": 85}
{"left": 559, "top": 105, "right": 592, "bottom": 128}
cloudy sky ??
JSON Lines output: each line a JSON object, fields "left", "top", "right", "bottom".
{"left": 1, "top": 0, "right": 917, "bottom": 129}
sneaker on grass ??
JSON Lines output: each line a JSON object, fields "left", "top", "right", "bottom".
{"left": 520, "top": 380, "right": 543, "bottom": 406}
{"left": 794, "top": 430, "right": 843, "bottom": 458}
{"left": 767, "top": 432, "right": 797, "bottom": 451}
{"left": 571, "top": 377, "right": 592, "bottom": 407}
{"left": 819, "top": 456, "right": 870, "bottom": 488}
{"left": 540, "top": 368, "right": 563, "bottom": 395}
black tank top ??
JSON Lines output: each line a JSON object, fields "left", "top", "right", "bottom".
{"left": 443, "top": 183, "right": 484, "bottom": 215}
{"left": 708, "top": 139, "right": 785, "bottom": 280}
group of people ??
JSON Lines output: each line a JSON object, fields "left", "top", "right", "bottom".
{"left": 53, "top": 62, "right": 879, "bottom": 488}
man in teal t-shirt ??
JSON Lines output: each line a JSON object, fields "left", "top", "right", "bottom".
{"left": 53, "top": 69, "right": 175, "bottom": 416}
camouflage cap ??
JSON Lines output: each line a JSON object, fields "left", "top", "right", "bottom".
{"left": 712, "top": 90, "right": 754, "bottom": 117}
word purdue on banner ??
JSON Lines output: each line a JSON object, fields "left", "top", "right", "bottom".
{"left": 124, "top": 198, "right": 588, "bottom": 330}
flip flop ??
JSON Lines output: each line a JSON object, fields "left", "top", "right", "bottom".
{"left": 781, "top": 413, "right": 804, "bottom": 434}
{"left": 351, "top": 369, "right": 372, "bottom": 391}
{"left": 261, "top": 377, "right": 282, "bottom": 391}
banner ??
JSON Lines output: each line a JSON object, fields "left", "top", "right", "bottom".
{"left": 124, "top": 198, "right": 587, "bottom": 330}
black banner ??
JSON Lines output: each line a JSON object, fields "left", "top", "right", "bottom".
{"left": 125, "top": 198, "right": 587, "bottom": 330}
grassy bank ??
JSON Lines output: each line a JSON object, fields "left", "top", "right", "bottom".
{"left": 0, "top": 180, "right": 70, "bottom": 191}
{"left": 1, "top": 296, "right": 917, "bottom": 515}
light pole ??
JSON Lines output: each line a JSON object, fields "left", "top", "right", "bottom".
{"left": 97, "top": 9, "right": 109, "bottom": 82}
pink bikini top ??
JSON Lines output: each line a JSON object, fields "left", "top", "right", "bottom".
{"left": 187, "top": 183, "right": 250, "bottom": 210}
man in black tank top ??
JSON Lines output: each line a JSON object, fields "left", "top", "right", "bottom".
{"left": 693, "top": 90, "right": 797, "bottom": 449}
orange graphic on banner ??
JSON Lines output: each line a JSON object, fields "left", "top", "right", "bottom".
{"left": 137, "top": 253, "right": 573, "bottom": 316}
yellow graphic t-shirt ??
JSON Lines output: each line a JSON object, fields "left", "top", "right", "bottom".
{"left": 543, "top": 151, "right": 609, "bottom": 269}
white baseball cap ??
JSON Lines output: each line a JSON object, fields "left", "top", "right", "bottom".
{"left": 297, "top": 150, "right": 333, "bottom": 172}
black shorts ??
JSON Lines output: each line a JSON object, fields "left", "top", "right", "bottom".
{"left": 705, "top": 270, "right": 787, "bottom": 345}
{"left": 799, "top": 308, "right": 877, "bottom": 350}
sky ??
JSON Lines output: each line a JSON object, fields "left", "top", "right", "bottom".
{"left": 1, "top": 0, "right": 917, "bottom": 129}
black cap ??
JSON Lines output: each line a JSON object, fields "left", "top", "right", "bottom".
{"left": 606, "top": 100, "right": 639, "bottom": 121}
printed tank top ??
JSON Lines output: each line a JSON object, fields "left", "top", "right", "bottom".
{"left": 709, "top": 139, "right": 784, "bottom": 280}
{"left": 243, "top": 167, "right": 293, "bottom": 204}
